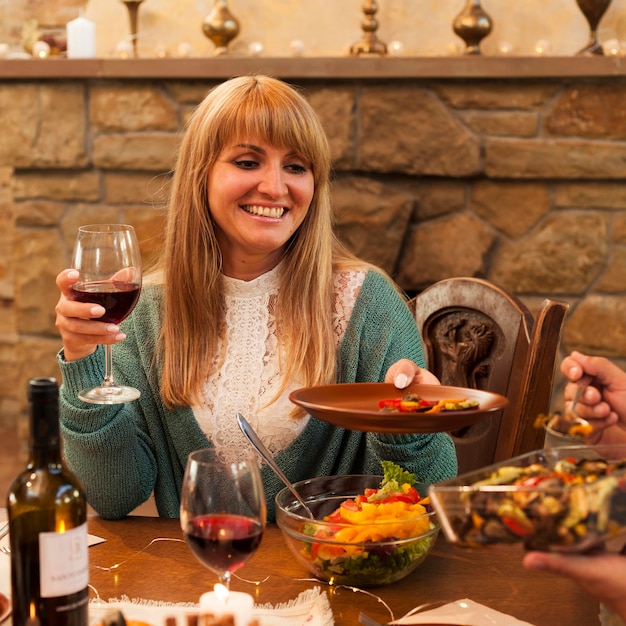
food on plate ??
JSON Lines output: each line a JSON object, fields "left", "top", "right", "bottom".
{"left": 96, "top": 610, "right": 153, "bottom": 626}
{"left": 294, "top": 461, "right": 438, "bottom": 585}
{"left": 442, "top": 455, "right": 626, "bottom": 551}
{"left": 94, "top": 609, "right": 259, "bottom": 626}
{"left": 378, "top": 392, "right": 479, "bottom": 413}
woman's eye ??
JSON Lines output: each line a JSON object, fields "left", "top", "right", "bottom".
{"left": 233, "top": 159, "right": 258, "bottom": 169}
{"left": 285, "top": 163, "right": 307, "bottom": 174}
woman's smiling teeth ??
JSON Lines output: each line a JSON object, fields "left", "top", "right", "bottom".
{"left": 242, "top": 205, "right": 285, "bottom": 218}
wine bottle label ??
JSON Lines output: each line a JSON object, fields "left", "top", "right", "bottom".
{"left": 39, "top": 523, "right": 89, "bottom": 597}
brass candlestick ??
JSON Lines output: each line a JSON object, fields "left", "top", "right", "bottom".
{"left": 452, "top": 0, "right": 493, "bottom": 55}
{"left": 350, "top": 0, "right": 387, "bottom": 56}
{"left": 121, "top": 0, "right": 145, "bottom": 58}
{"left": 576, "top": 0, "right": 613, "bottom": 55}
{"left": 202, "top": 0, "right": 240, "bottom": 55}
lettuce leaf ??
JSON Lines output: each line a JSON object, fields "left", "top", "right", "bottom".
{"left": 368, "top": 461, "right": 416, "bottom": 502}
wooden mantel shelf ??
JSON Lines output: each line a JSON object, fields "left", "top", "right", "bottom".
{"left": 1, "top": 55, "right": 626, "bottom": 80}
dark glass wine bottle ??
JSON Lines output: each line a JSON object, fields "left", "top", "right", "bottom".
{"left": 7, "top": 377, "right": 89, "bottom": 626}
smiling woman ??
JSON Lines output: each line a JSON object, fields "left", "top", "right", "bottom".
{"left": 53, "top": 75, "right": 457, "bottom": 523}
{"left": 207, "top": 140, "right": 314, "bottom": 279}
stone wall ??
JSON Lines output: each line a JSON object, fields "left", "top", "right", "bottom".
{"left": 2, "top": 67, "right": 626, "bottom": 432}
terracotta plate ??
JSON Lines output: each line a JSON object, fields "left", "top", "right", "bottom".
{"left": 289, "top": 383, "right": 508, "bottom": 434}
{"left": 0, "top": 593, "right": 10, "bottom": 624}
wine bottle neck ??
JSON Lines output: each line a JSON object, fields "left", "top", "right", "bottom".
{"left": 28, "top": 377, "right": 62, "bottom": 454}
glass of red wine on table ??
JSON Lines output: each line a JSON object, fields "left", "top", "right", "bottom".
{"left": 180, "top": 448, "right": 266, "bottom": 595}
{"left": 70, "top": 223, "right": 142, "bottom": 404}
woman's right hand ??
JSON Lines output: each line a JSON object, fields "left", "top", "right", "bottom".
{"left": 561, "top": 351, "right": 626, "bottom": 446}
{"left": 55, "top": 269, "right": 126, "bottom": 362}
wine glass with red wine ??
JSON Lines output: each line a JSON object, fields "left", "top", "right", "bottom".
{"left": 70, "top": 223, "right": 142, "bottom": 404}
{"left": 180, "top": 448, "right": 266, "bottom": 590}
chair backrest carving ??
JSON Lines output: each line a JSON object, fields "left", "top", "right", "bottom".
{"left": 410, "top": 277, "right": 569, "bottom": 474}
{"left": 425, "top": 309, "right": 504, "bottom": 391}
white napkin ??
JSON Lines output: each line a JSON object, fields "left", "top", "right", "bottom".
{"left": 89, "top": 588, "right": 334, "bottom": 626}
{"left": 391, "top": 599, "right": 534, "bottom": 625}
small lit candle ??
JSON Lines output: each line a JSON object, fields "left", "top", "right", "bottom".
{"left": 116, "top": 40, "right": 134, "bottom": 59}
{"left": 32, "top": 40, "right": 50, "bottom": 58}
{"left": 534, "top": 39, "right": 551, "bottom": 56}
{"left": 200, "top": 584, "right": 254, "bottom": 626}
{"left": 388, "top": 40, "right": 405, "bottom": 56}
{"left": 66, "top": 13, "right": 96, "bottom": 58}
{"left": 497, "top": 41, "right": 515, "bottom": 55}
{"left": 290, "top": 39, "right": 305, "bottom": 57}
{"left": 155, "top": 44, "right": 169, "bottom": 58}
{"left": 177, "top": 42, "right": 193, "bottom": 58}
{"left": 248, "top": 41, "right": 264, "bottom": 57}
{"left": 604, "top": 39, "right": 620, "bottom": 56}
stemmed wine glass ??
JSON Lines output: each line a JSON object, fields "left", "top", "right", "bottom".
{"left": 70, "top": 223, "right": 142, "bottom": 404}
{"left": 180, "top": 448, "right": 266, "bottom": 590}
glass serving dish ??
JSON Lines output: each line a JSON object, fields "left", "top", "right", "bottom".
{"left": 428, "top": 445, "right": 626, "bottom": 552}
{"left": 275, "top": 474, "right": 439, "bottom": 587}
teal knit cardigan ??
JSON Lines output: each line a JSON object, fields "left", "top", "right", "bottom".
{"left": 58, "top": 270, "right": 457, "bottom": 521}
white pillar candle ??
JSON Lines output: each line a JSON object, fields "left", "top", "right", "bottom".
{"left": 66, "top": 15, "right": 96, "bottom": 58}
{"left": 200, "top": 585, "right": 254, "bottom": 626}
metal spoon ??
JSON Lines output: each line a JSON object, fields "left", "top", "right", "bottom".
{"left": 236, "top": 413, "right": 314, "bottom": 519}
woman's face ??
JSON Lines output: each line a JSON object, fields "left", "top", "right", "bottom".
{"left": 208, "top": 138, "right": 315, "bottom": 278}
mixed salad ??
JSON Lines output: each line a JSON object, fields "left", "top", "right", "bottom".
{"left": 450, "top": 456, "right": 626, "bottom": 551}
{"left": 298, "top": 462, "right": 438, "bottom": 586}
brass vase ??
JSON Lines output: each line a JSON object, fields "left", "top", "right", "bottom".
{"left": 576, "top": 0, "right": 613, "bottom": 55}
{"left": 350, "top": 0, "right": 387, "bottom": 56}
{"left": 202, "top": 0, "right": 240, "bottom": 55}
{"left": 452, "top": 0, "right": 493, "bottom": 55}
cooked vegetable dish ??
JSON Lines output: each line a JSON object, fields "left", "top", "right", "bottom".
{"left": 379, "top": 393, "right": 479, "bottom": 414}
{"left": 448, "top": 456, "right": 626, "bottom": 551}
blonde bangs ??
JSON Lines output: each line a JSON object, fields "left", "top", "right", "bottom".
{"left": 194, "top": 76, "right": 330, "bottom": 186}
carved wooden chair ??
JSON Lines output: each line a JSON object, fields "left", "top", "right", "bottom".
{"left": 409, "top": 277, "right": 569, "bottom": 474}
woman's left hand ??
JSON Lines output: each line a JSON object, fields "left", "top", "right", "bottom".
{"left": 385, "top": 359, "right": 440, "bottom": 389}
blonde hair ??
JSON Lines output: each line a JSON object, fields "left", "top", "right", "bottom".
{"left": 157, "top": 75, "right": 365, "bottom": 408}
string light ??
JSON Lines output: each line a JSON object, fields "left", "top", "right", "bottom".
{"left": 92, "top": 537, "right": 184, "bottom": 571}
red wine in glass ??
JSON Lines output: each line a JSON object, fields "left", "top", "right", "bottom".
{"left": 184, "top": 514, "right": 263, "bottom": 574}
{"left": 180, "top": 448, "right": 266, "bottom": 590}
{"left": 71, "top": 280, "right": 141, "bottom": 324}
{"left": 71, "top": 224, "right": 143, "bottom": 405}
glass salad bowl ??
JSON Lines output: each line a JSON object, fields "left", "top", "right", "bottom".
{"left": 275, "top": 472, "right": 439, "bottom": 587}
{"left": 428, "top": 445, "right": 626, "bottom": 553}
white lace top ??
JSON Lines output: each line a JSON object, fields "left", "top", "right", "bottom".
{"left": 192, "top": 263, "right": 367, "bottom": 456}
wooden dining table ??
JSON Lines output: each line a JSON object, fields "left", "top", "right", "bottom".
{"left": 86, "top": 515, "right": 601, "bottom": 626}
